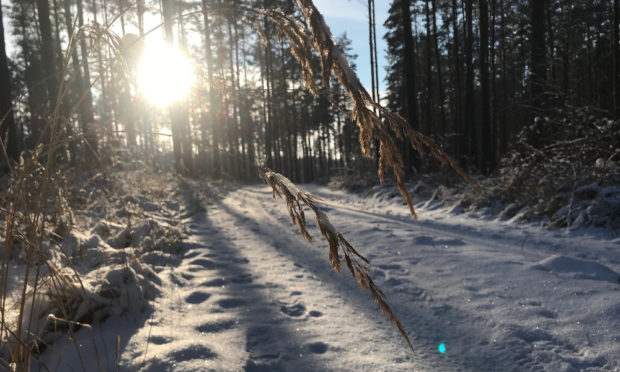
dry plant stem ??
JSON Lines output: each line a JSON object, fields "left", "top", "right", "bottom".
{"left": 256, "top": 0, "right": 474, "bottom": 352}
{"left": 48, "top": 315, "right": 105, "bottom": 372}
{"left": 0, "top": 25, "right": 99, "bottom": 367}
{"left": 260, "top": 0, "right": 470, "bottom": 219}
{"left": 259, "top": 168, "right": 414, "bottom": 351}
{"left": 0, "top": 324, "right": 50, "bottom": 372}
{"left": 0, "top": 7, "right": 137, "bottom": 370}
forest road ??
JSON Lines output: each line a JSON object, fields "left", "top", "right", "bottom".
{"left": 120, "top": 183, "right": 619, "bottom": 371}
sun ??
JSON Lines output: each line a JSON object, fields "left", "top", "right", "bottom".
{"left": 137, "top": 41, "right": 194, "bottom": 107}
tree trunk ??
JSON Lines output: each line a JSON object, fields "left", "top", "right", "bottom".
{"left": 478, "top": 0, "right": 494, "bottom": 171}
{"left": 451, "top": 0, "right": 462, "bottom": 159}
{"left": 490, "top": 0, "right": 497, "bottom": 160}
{"left": 368, "top": 0, "right": 381, "bottom": 168}
{"left": 464, "top": 0, "right": 475, "bottom": 164}
{"left": 530, "top": 0, "right": 546, "bottom": 111}
{"left": 35, "top": 0, "right": 59, "bottom": 115}
{"left": 179, "top": 5, "right": 193, "bottom": 175}
{"left": 431, "top": 0, "right": 446, "bottom": 136}
{"left": 202, "top": 0, "right": 220, "bottom": 176}
{"left": 368, "top": 0, "right": 376, "bottom": 104}
{"left": 227, "top": 16, "right": 240, "bottom": 178}
{"left": 424, "top": 0, "right": 433, "bottom": 135}
{"left": 162, "top": 0, "right": 183, "bottom": 171}
{"left": 499, "top": 0, "right": 507, "bottom": 155}
{"left": 400, "top": 0, "right": 420, "bottom": 173}
{"left": 614, "top": 0, "right": 620, "bottom": 118}
{"left": 0, "top": 0, "right": 19, "bottom": 161}
{"left": 372, "top": 0, "right": 380, "bottom": 104}
{"left": 64, "top": 0, "right": 98, "bottom": 159}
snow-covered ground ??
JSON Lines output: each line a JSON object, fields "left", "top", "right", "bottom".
{"left": 39, "top": 180, "right": 620, "bottom": 371}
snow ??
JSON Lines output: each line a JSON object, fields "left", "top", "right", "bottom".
{"left": 31, "top": 179, "right": 620, "bottom": 371}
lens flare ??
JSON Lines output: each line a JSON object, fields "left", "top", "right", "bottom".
{"left": 137, "top": 41, "right": 193, "bottom": 106}
{"left": 438, "top": 343, "right": 446, "bottom": 354}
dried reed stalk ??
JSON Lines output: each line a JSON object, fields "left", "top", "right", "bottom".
{"left": 0, "top": 21, "right": 128, "bottom": 368}
{"left": 259, "top": 167, "right": 414, "bottom": 351}
{"left": 255, "top": 0, "right": 474, "bottom": 351}
{"left": 259, "top": 0, "right": 470, "bottom": 219}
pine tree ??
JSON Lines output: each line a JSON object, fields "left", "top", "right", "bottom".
{"left": 0, "top": 0, "right": 18, "bottom": 161}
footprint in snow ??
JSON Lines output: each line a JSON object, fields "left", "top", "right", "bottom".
{"left": 306, "top": 342, "right": 328, "bottom": 354}
{"left": 377, "top": 264, "right": 402, "bottom": 272}
{"left": 217, "top": 298, "right": 246, "bottom": 309}
{"left": 169, "top": 273, "right": 187, "bottom": 286}
{"left": 280, "top": 303, "right": 306, "bottom": 317}
{"left": 370, "top": 269, "right": 386, "bottom": 279}
{"left": 412, "top": 236, "right": 435, "bottom": 245}
{"left": 185, "top": 291, "right": 211, "bottom": 304}
{"left": 436, "top": 238, "right": 467, "bottom": 246}
{"left": 384, "top": 277, "right": 402, "bottom": 286}
{"left": 188, "top": 258, "right": 217, "bottom": 269}
{"left": 537, "top": 308, "right": 557, "bottom": 319}
{"left": 512, "top": 327, "right": 552, "bottom": 343}
{"left": 196, "top": 319, "right": 236, "bottom": 333}
{"left": 245, "top": 326, "right": 283, "bottom": 362}
{"left": 202, "top": 278, "right": 227, "bottom": 287}
{"left": 231, "top": 274, "right": 253, "bottom": 284}
{"left": 169, "top": 344, "right": 217, "bottom": 362}
{"left": 183, "top": 251, "right": 201, "bottom": 259}
{"left": 148, "top": 335, "right": 172, "bottom": 345}
{"left": 531, "top": 255, "right": 620, "bottom": 284}
{"left": 244, "top": 360, "right": 285, "bottom": 372}
{"left": 180, "top": 273, "right": 194, "bottom": 281}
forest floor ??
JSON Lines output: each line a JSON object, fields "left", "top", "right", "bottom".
{"left": 24, "top": 167, "right": 620, "bottom": 371}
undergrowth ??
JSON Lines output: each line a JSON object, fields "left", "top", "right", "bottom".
{"left": 460, "top": 108, "right": 619, "bottom": 229}
{"left": 0, "top": 149, "right": 185, "bottom": 370}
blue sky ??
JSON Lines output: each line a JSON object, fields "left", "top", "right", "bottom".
{"left": 313, "top": 0, "right": 391, "bottom": 98}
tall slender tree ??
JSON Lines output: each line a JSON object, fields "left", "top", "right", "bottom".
{"left": 431, "top": 0, "right": 446, "bottom": 136}
{"left": 0, "top": 0, "right": 18, "bottom": 161}
{"left": 530, "top": 0, "right": 547, "bottom": 112}
{"left": 613, "top": 0, "right": 620, "bottom": 118}
{"left": 35, "top": 0, "right": 60, "bottom": 125}
{"left": 464, "top": 0, "right": 475, "bottom": 164}
{"left": 478, "top": 0, "right": 494, "bottom": 171}
{"left": 450, "top": 0, "right": 462, "bottom": 155}
{"left": 76, "top": 0, "right": 98, "bottom": 156}
{"left": 162, "top": 0, "right": 186, "bottom": 171}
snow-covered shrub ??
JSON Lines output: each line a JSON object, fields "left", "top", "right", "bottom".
{"left": 461, "top": 108, "right": 620, "bottom": 229}
{"left": 0, "top": 153, "right": 181, "bottom": 366}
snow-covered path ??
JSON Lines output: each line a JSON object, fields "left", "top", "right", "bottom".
{"left": 123, "top": 185, "right": 430, "bottom": 371}
{"left": 44, "top": 183, "right": 620, "bottom": 371}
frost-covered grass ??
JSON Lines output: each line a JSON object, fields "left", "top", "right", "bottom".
{"left": 0, "top": 158, "right": 187, "bottom": 370}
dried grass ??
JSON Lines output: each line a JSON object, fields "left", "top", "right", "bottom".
{"left": 259, "top": 167, "right": 413, "bottom": 351}
{"left": 0, "top": 19, "right": 131, "bottom": 369}
{"left": 254, "top": 0, "right": 475, "bottom": 351}
{"left": 258, "top": 0, "right": 470, "bottom": 220}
